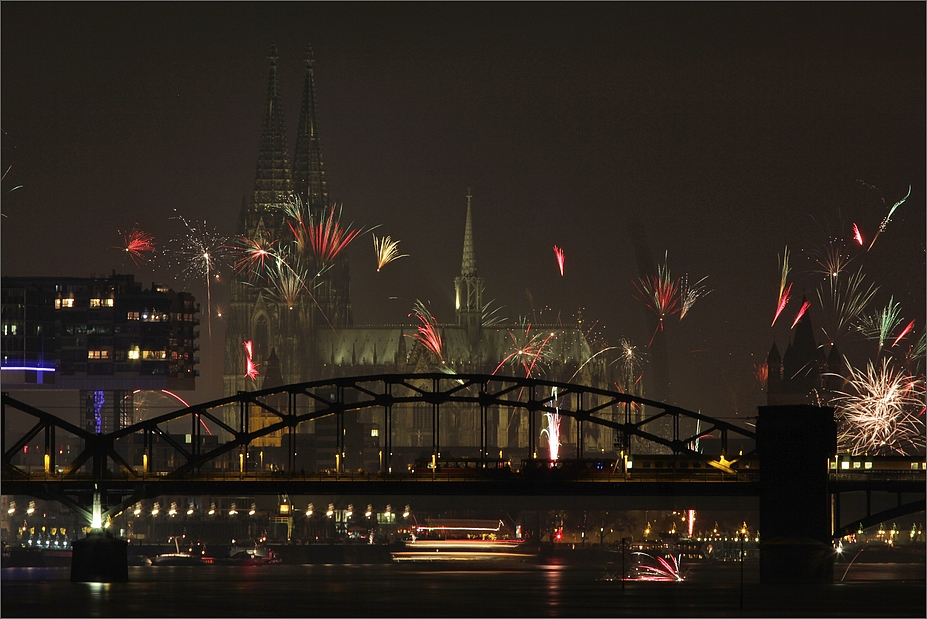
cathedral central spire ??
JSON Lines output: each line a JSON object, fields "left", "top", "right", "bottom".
{"left": 461, "top": 189, "right": 477, "bottom": 277}
{"left": 454, "top": 191, "right": 484, "bottom": 337}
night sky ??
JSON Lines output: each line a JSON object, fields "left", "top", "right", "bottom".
{"left": 3, "top": 3, "right": 924, "bottom": 417}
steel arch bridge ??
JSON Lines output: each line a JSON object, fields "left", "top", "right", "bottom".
{"left": 3, "top": 373, "right": 756, "bottom": 519}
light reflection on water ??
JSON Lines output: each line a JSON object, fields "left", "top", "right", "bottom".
{"left": 1, "top": 562, "right": 924, "bottom": 617}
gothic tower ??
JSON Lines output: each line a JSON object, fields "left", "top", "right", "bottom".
{"left": 454, "top": 192, "right": 483, "bottom": 345}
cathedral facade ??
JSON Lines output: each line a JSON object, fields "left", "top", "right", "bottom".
{"left": 224, "top": 48, "right": 618, "bottom": 471}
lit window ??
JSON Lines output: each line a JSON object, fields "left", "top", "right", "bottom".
{"left": 853, "top": 461, "right": 861, "bottom": 469}
{"left": 864, "top": 461, "right": 872, "bottom": 470}
{"left": 840, "top": 461, "right": 850, "bottom": 470}
{"left": 55, "top": 299, "right": 61, "bottom": 309}
{"left": 370, "top": 429, "right": 379, "bottom": 437}
{"left": 61, "top": 298, "right": 75, "bottom": 308}
{"left": 127, "top": 312, "right": 140, "bottom": 320}
{"left": 128, "top": 348, "right": 140, "bottom": 360}
{"left": 90, "top": 299, "right": 102, "bottom": 308}
{"left": 912, "top": 463, "right": 920, "bottom": 471}
{"left": 105, "top": 299, "right": 114, "bottom": 307}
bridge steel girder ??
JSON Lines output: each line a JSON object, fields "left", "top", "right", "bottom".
{"left": 2, "top": 375, "right": 759, "bottom": 520}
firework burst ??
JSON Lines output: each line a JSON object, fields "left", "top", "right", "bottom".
{"left": 493, "top": 318, "right": 556, "bottom": 378}
{"left": 816, "top": 267, "right": 879, "bottom": 342}
{"left": 855, "top": 296, "right": 904, "bottom": 351}
{"left": 679, "top": 274, "right": 711, "bottom": 319}
{"left": 243, "top": 340, "right": 259, "bottom": 381}
{"left": 115, "top": 226, "right": 157, "bottom": 266}
{"left": 540, "top": 387, "right": 562, "bottom": 461}
{"left": 832, "top": 358, "right": 925, "bottom": 455}
{"left": 771, "top": 246, "right": 792, "bottom": 326}
{"left": 407, "top": 300, "right": 443, "bottom": 361}
{"left": 633, "top": 253, "right": 682, "bottom": 345}
{"left": 289, "top": 203, "right": 372, "bottom": 268}
{"left": 232, "top": 231, "right": 278, "bottom": 282}
{"left": 169, "top": 211, "right": 232, "bottom": 336}
{"left": 373, "top": 234, "right": 408, "bottom": 271}
{"left": 553, "top": 245, "right": 565, "bottom": 276}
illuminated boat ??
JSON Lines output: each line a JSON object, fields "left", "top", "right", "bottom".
{"left": 391, "top": 519, "right": 536, "bottom": 562}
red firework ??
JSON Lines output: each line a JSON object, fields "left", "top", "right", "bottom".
{"left": 243, "top": 340, "right": 259, "bottom": 380}
{"left": 892, "top": 319, "right": 916, "bottom": 348}
{"left": 790, "top": 300, "right": 811, "bottom": 329}
{"left": 771, "top": 282, "right": 792, "bottom": 327}
{"left": 233, "top": 232, "right": 277, "bottom": 280}
{"left": 289, "top": 204, "right": 365, "bottom": 266}
{"left": 407, "top": 300, "right": 443, "bottom": 361}
{"left": 553, "top": 245, "right": 565, "bottom": 276}
{"left": 852, "top": 223, "right": 864, "bottom": 246}
{"left": 115, "top": 226, "right": 156, "bottom": 266}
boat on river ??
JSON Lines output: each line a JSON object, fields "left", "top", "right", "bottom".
{"left": 391, "top": 519, "right": 536, "bottom": 562}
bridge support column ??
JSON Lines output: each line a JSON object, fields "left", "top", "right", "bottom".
{"left": 757, "top": 405, "right": 837, "bottom": 584}
{"left": 71, "top": 530, "right": 128, "bottom": 582}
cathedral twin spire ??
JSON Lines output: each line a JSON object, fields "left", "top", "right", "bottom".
{"left": 247, "top": 45, "right": 328, "bottom": 233}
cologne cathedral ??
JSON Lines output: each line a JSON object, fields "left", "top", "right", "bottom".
{"left": 223, "top": 47, "right": 620, "bottom": 469}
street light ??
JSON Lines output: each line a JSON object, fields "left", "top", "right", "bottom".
{"left": 365, "top": 505, "right": 373, "bottom": 518}
{"left": 7, "top": 501, "right": 15, "bottom": 516}
{"left": 402, "top": 505, "right": 410, "bottom": 519}
{"left": 306, "top": 503, "right": 314, "bottom": 517}
{"left": 208, "top": 502, "right": 216, "bottom": 516}
{"left": 326, "top": 503, "right": 334, "bottom": 518}
{"left": 187, "top": 503, "right": 195, "bottom": 516}
{"left": 151, "top": 502, "right": 160, "bottom": 517}
{"left": 249, "top": 503, "right": 256, "bottom": 517}
{"left": 229, "top": 503, "right": 238, "bottom": 516}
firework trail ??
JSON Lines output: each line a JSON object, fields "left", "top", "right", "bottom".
{"left": 852, "top": 223, "right": 864, "bottom": 246}
{"left": 114, "top": 226, "right": 157, "bottom": 267}
{"left": 628, "top": 553, "right": 685, "bottom": 582}
{"left": 816, "top": 267, "right": 879, "bottom": 342}
{"left": 855, "top": 296, "right": 904, "bottom": 351}
{"left": 265, "top": 251, "right": 313, "bottom": 310}
{"left": 373, "top": 234, "right": 408, "bottom": 271}
{"left": 569, "top": 346, "right": 617, "bottom": 383}
{"left": 633, "top": 253, "right": 682, "bottom": 345}
{"left": 791, "top": 300, "right": 811, "bottom": 329}
{"left": 771, "top": 246, "right": 791, "bottom": 326}
{"left": 553, "top": 245, "right": 565, "bottom": 276}
{"left": 169, "top": 211, "right": 232, "bottom": 336}
{"left": 868, "top": 185, "right": 911, "bottom": 251}
{"left": 831, "top": 358, "right": 925, "bottom": 456}
{"left": 243, "top": 340, "right": 259, "bottom": 381}
{"left": 481, "top": 298, "right": 507, "bottom": 327}
{"left": 406, "top": 300, "right": 443, "bottom": 361}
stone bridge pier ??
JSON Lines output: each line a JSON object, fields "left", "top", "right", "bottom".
{"left": 757, "top": 404, "right": 837, "bottom": 583}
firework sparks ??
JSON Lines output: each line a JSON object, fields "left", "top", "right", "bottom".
{"left": 265, "top": 251, "right": 311, "bottom": 310}
{"left": 243, "top": 340, "right": 259, "bottom": 381}
{"left": 771, "top": 246, "right": 791, "bottom": 326}
{"left": 540, "top": 386, "right": 563, "bottom": 461}
{"left": 233, "top": 232, "right": 278, "bottom": 281}
{"left": 407, "top": 300, "right": 443, "bottom": 361}
{"left": 868, "top": 185, "right": 911, "bottom": 251}
{"left": 679, "top": 274, "right": 711, "bottom": 319}
{"left": 811, "top": 242, "right": 855, "bottom": 280}
{"left": 628, "top": 553, "right": 686, "bottom": 582}
{"left": 169, "top": 211, "right": 232, "bottom": 337}
{"left": 832, "top": 358, "right": 925, "bottom": 456}
{"left": 373, "top": 234, "right": 408, "bottom": 271}
{"left": 817, "top": 267, "right": 879, "bottom": 341}
{"left": 289, "top": 203, "right": 371, "bottom": 268}
{"left": 553, "top": 245, "right": 565, "bottom": 276}
{"left": 791, "top": 300, "right": 811, "bottom": 329}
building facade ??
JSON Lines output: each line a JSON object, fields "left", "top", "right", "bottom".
{"left": 1, "top": 273, "right": 199, "bottom": 433}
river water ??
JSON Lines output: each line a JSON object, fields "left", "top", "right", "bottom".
{"left": 2, "top": 561, "right": 924, "bottom": 617}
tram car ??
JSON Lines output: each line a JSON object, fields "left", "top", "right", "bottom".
{"left": 832, "top": 454, "right": 926, "bottom": 474}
